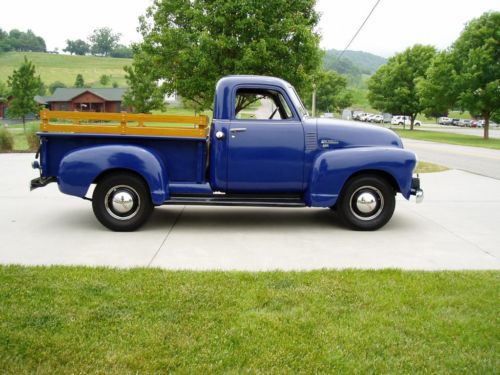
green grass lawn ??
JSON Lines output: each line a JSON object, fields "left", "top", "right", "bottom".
{"left": 0, "top": 266, "right": 497, "bottom": 373}
{"left": 0, "top": 52, "right": 131, "bottom": 87}
{"left": 394, "top": 129, "right": 500, "bottom": 150}
{"left": 415, "top": 161, "right": 448, "bottom": 173}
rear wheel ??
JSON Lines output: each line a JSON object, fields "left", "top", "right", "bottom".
{"left": 92, "top": 172, "right": 153, "bottom": 231}
{"left": 336, "top": 175, "right": 395, "bottom": 231}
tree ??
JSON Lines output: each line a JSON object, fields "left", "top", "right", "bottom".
{"left": 123, "top": 55, "right": 166, "bottom": 113}
{"left": 37, "top": 81, "right": 47, "bottom": 96}
{"left": 7, "top": 57, "right": 43, "bottom": 131}
{"left": 368, "top": 45, "right": 436, "bottom": 130}
{"left": 134, "top": 0, "right": 321, "bottom": 110}
{"left": 74, "top": 74, "right": 85, "bottom": 88}
{"left": 63, "top": 39, "right": 90, "bottom": 55}
{"left": 304, "top": 71, "right": 352, "bottom": 113}
{"left": 0, "top": 29, "right": 10, "bottom": 52}
{"left": 88, "top": 27, "right": 121, "bottom": 56}
{"left": 449, "top": 12, "right": 500, "bottom": 139}
{"left": 99, "top": 74, "right": 111, "bottom": 86}
{"left": 110, "top": 44, "right": 133, "bottom": 58}
{"left": 0, "top": 80, "right": 9, "bottom": 101}
{"left": 417, "top": 51, "right": 456, "bottom": 121}
{"left": 4, "top": 29, "right": 46, "bottom": 52}
{"left": 49, "top": 81, "right": 67, "bottom": 94}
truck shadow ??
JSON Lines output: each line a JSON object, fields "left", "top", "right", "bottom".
{"left": 148, "top": 206, "right": 342, "bottom": 231}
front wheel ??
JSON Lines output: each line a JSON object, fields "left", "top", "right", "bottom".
{"left": 336, "top": 175, "right": 395, "bottom": 231}
{"left": 92, "top": 172, "right": 153, "bottom": 231}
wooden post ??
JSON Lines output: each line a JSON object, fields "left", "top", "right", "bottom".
{"left": 120, "top": 111, "right": 127, "bottom": 134}
{"left": 41, "top": 109, "right": 49, "bottom": 131}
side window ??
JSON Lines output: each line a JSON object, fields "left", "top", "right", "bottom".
{"left": 234, "top": 89, "right": 293, "bottom": 120}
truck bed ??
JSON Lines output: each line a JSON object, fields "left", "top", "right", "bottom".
{"left": 38, "top": 110, "right": 210, "bottom": 184}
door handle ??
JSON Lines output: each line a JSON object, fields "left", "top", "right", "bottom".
{"left": 230, "top": 127, "right": 247, "bottom": 133}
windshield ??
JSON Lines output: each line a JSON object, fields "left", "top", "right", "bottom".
{"left": 287, "top": 85, "right": 309, "bottom": 118}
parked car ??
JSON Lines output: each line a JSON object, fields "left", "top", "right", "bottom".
{"left": 438, "top": 117, "right": 452, "bottom": 125}
{"left": 477, "top": 120, "right": 499, "bottom": 128}
{"left": 354, "top": 112, "right": 366, "bottom": 121}
{"left": 30, "top": 75, "right": 423, "bottom": 231}
{"left": 391, "top": 115, "right": 421, "bottom": 127}
{"left": 352, "top": 111, "right": 365, "bottom": 121}
{"left": 457, "top": 119, "right": 470, "bottom": 127}
{"left": 451, "top": 118, "right": 460, "bottom": 126}
{"left": 371, "top": 114, "right": 384, "bottom": 123}
{"left": 470, "top": 120, "right": 478, "bottom": 128}
{"left": 359, "top": 113, "right": 371, "bottom": 122}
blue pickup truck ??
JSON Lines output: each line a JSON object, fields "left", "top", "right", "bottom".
{"left": 31, "top": 75, "right": 423, "bottom": 231}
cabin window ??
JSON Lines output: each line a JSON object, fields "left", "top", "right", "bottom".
{"left": 234, "top": 89, "right": 293, "bottom": 120}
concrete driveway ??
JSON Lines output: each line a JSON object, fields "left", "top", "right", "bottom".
{"left": 0, "top": 153, "right": 498, "bottom": 271}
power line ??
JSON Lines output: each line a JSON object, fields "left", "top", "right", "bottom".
{"left": 335, "top": 0, "right": 382, "bottom": 63}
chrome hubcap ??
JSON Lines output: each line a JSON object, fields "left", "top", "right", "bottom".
{"left": 104, "top": 185, "right": 140, "bottom": 220}
{"left": 111, "top": 191, "right": 134, "bottom": 214}
{"left": 350, "top": 186, "right": 384, "bottom": 221}
{"left": 356, "top": 192, "right": 377, "bottom": 214}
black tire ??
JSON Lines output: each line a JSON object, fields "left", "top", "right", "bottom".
{"left": 92, "top": 172, "right": 153, "bottom": 231}
{"left": 336, "top": 175, "right": 395, "bottom": 231}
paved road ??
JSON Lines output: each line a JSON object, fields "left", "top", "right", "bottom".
{"left": 1, "top": 153, "right": 498, "bottom": 271}
{"left": 403, "top": 138, "right": 500, "bottom": 180}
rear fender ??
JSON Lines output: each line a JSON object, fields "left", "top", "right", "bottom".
{"left": 58, "top": 145, "right": 168, "bottom": 205}
{"left": 306, "top": 147, "right": 417, "bottom": 207}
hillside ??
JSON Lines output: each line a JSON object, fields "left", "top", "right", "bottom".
{"left": 0, "top": 52, "right": 132, "bottom": 87}
{"left": 323, "top": 49, "right": 387, "bottom": 75}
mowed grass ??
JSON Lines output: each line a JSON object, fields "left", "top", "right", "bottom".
{"left": 415, "top": 161, "right": 448, "bottom": 173}
{"left": 3, "top": 122, "right": 39, "bottom": 151}
{"left": 394, "top": 129, "right": 500, "bottom": 150}
{"left": 0, "top": 266, "right": 498, "bottom": 373}
{"left": 0, "top": 52, "right": 131, "bottom": 87}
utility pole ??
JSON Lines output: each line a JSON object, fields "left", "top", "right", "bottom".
{"left": 312, "top": 83, "right": 316, "bottom": 117}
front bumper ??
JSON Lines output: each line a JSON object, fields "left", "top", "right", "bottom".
{"left": 410, "top": 176, "right": 424, "bottom": 203}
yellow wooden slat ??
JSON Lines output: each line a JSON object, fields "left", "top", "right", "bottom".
{"left": 39, "top": 110, "right": 209, "bottom": 138}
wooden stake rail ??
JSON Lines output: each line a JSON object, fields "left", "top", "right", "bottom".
{"left": 40, "top": 110, "right": 210, "bottom": 138}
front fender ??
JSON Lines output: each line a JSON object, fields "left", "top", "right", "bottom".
{"left": 58, "top": 145, "right": 168, "bottom": 205}
{"left": 306, "top": 147, "right": 417, "bottom": 207}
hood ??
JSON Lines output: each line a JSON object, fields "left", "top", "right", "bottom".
{"left": 310, "top": 118, "right": 403, "bottom": 149}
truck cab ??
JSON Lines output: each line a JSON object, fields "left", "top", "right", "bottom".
{"left": 31, "top": 75, "right": 423, "bottom": 231}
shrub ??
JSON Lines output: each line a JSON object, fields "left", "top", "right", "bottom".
{"left": 26, "top": 123, "right": 40, "bottom": 151}
{"left": 49, "top": 81, "right": 67, "bottom": 94}
{"left": 0, "top": 126, "right": 14, "bottom": 151}
{"left": 99, "top": 74, "right": 111, "bottom": 86}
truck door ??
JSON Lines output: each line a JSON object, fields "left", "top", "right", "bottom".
{"left": 226, "top": 87, "right": 305, "bottom": 193}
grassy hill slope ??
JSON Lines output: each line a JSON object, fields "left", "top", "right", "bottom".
{"left": 0, "top": 52, "right": 132, "bottom": 87}
{"left": 322, "top": 50, "right": 387, "bottom": 110}
{"left": 324, "top": 49, "right": 387, "bottom": 75}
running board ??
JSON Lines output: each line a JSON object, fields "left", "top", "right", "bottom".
{"left": 165, "top": 195, "right": 306, "bottom": 207}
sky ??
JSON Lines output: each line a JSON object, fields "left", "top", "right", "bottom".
{"left": 1, "top": 0, "right": 498, "bottom": 57}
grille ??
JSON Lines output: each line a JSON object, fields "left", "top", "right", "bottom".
{"left": 305, "top": 132, "right": 317, "bottom": 151}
